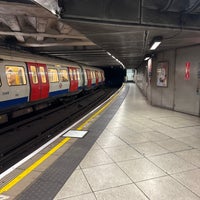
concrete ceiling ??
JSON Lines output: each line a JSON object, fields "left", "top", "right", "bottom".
{"left": 0, "top": 0, "right": 200, "bottom": 68}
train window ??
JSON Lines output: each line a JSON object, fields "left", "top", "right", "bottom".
{"left": 77, "top": 70, "right": 80, "bottom": 80}
{"left": 90, "top": 71, "right": 93, "bottom": 79}
{"left": 69, "top": 69, "right": 73, "bottom": 80}
{"left": 87, "top": 70, "right": 91, "bottom": 79}
{"left": 98, "top": 72, "right": 101, "bottom": 79}
{"left": 93, "top": 71, "right": 95, "bottom": 79}
{"left": 73, "top": 69, "right": 77, "bottom": 80}
{"left": 48, "top": 68, "right": 59, "bottom": 82}
{"left": 95, "top": 72, "right": 98, "bottom": 79}
{"left": 5, "top": 66, "right": 26, "bottom": 86}
{"left": 39, "top": 67, "right": 47, "bottom": 83}
{"left": 60, "top": 69, "right": 68, "bottom": 82}
{"left": 30, "top": 65, "right": 38, "bottom": 84}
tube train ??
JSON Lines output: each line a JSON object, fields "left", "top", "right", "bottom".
{"left": 0, "top": 48, "right": 105, "bottom": 124}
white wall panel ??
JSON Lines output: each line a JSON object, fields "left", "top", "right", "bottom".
{"left": 174, "top": 46, "right": 200, "bottom": 115}
{"left": 136, "top": 45, "right": 200, "bottom": 116}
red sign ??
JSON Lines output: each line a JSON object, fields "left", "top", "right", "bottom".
{"left": 185, "top": 62, "right": 190, "bottom": 80}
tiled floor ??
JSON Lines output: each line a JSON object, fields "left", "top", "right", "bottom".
{"left": 54, "top": 83, "right": 200, "bottom": 200}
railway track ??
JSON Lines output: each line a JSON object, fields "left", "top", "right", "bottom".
{"left": 0, "top": 87, "right": 117, "bottom": 173}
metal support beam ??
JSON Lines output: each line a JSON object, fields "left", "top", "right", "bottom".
{"left": 36, "top": 18, "right": 48, "bottom": 41}
{"left": 0, "top": 30, "right": 86, "bottom": 39}
{"left": 0, "top": 15, "right": 25, "bottom": 42}
{"left": 21, "top": 40, "right": 95, "bottom": 47}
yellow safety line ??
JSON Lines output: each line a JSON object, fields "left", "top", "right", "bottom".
{"left": 0, "top": 87, "right": 120, "bottom": 194}
{"left": 0, "top": 137, "right": 70, "bottom": 194}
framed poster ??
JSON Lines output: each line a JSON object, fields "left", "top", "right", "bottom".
{"left": 156, "top": 62, "right": 168, "bottom": 87}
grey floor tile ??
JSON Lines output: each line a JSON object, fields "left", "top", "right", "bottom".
{"left": 137, "top": 176, "right": 200, "bottom": 200}
{"left": 175, "top": 149, "right": 200, "bottom": 167}
{"left": 124, "top": 123, "right": 153, "bottom": 133}
{"left": 155, "top": 139, "right": 192, "bottom": 152}
{"left": 149, "top": 153, "right": 197, "bottom": 174}
{"left": 96, "top": 136, "right": 127, "bottom": 148}
{"left": 103, "top": 145, "right": 142, "bottom": 162}
{"left": 60, "top": 193, "right": 96, "bottom": 200}
{"left": 119, "top": 133, "right": 149, "bottom": 144}
{"left": 151, "top": 125, "right": 177, "bottom": 136}
{"left": 83, "top": 163, "right": 131, "bottom": 191}
{"left": 153, "top": 125, "right": 196, "bottom": 138}
{"left": 107, "top": 126, "right": 137, "bottom": 137}
{"left": 176, "top": 136, "right": 200, "bottom": 149}
{"left": 176, "top": 126, "right": 200, "bottom": 138}
{"left": 152, "top": 116, "right": 199, "bottom": 128}
{"left": 134, "top": 127, "right": 154, "bottom": 133}
{"left": 172, "top": 169, "right": 200, "bottom": 197}
{"left": 80, "top": 149, "right": 113, "bottom": 168}
{"left": 117, "top": 158, "right": 166, "bottom": 182}
{"left": 54, "top": 170, "right": 92, "bottom": 199}
{"left": 95, "top": 184, "right": 148, "bottom": 200}
{"left": 132, "top": 142, "right": 169, "bottom": 156}
{"left": 139, "top": 131, "right": 170, "bottom": 141}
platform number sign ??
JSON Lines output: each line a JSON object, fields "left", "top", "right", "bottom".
{"left": 185, "top": 62, "right": 190, "bottom": 80}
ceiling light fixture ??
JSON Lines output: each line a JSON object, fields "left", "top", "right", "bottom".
{"left": 106, "top": 51, "right": 125, "bottom": 68}
{"left": 144, "top": 56, "right": 150, "bottom": 61}
{"left": 150, "top": 36, "right": 162, "bottom": 50}
{"left": 144, "top": 54, "right": 151, "bottom": 61}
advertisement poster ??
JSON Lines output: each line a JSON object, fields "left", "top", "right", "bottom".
{"left": 156, "top": 62, "right": 168, "bottom": 87}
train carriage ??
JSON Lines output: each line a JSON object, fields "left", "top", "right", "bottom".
{"left": 0, "top": 48, "right": 105, "bottom": 124}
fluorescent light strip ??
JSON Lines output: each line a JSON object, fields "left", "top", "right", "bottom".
{"left": 106, "top": 52, "right": 125, "bottom": 68}
{"left": 150, "top": 41, "right": 161, "bottom": 50}
{"left": 144, "top": 57, "right": 150, "bottom": 61}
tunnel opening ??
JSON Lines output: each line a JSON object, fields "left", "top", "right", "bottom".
{"left": 103, "top": 66, "right": 126, "bottom": 87}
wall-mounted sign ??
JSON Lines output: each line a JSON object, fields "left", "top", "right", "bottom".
{"left": 147, "top": 58, "right": 152, "bottom": 84}
{"left": 185, "top": 62, "right": 190, "bottom": 80}
{"left": 156, "top": 62, "right": 168, "bottom": 87}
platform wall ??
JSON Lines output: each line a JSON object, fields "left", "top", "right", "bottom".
{"left": 135, "top": 45, "right": 200, "bottom": 116}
